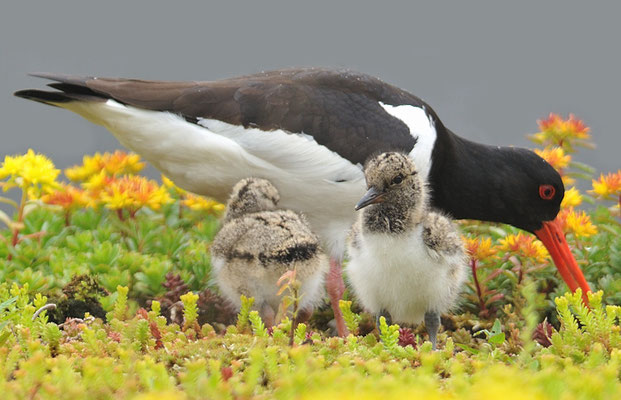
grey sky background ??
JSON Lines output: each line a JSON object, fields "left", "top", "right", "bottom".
{"left": 1, "top": 1, "right": 620, "bottom": 193}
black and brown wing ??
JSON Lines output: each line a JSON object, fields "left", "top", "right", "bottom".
{"left": 14, "top": 68, "right": 425, "bottom": 165}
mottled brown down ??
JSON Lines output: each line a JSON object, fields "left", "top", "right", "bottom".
{"left": 211, "top": 178, "right": 328, "bottom": 326}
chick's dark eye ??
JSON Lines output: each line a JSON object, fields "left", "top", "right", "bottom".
{"left": 392, "top": 174, "right": 403, "bottom": 185}
{"left": 539, "top": 184, "right": 555, "bottom": 200}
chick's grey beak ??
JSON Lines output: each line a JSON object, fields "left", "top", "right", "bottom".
{"left": 355, "top": 187, "right": 385, "bottom": 210}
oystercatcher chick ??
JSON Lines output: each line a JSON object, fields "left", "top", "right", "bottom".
{"left": 211, "top": 178, "right": 328, "bottom": 327}
{"left": 347, "top": 152, "right": 467, "bottom": 349}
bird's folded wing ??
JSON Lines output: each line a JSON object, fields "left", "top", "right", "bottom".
{"left": 18, "top": 68, "right": 424, "bottom": 165}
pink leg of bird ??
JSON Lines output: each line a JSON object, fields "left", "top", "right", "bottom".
{"left": 326, "top": 257, "right": 349, "bottom": 337}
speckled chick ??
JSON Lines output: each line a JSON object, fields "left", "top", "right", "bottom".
{"left": 211, "top": 178, "right": 328, "bottom": 327}
{"left": 346, "top": 152, "right": 467, "bottom": 349}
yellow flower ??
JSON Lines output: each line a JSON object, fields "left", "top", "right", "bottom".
{"left": 65, "top": 151, "right": 145, "bottom": 182}
{"left": 529, "top": 113, "right": 592, "bottom": 153}
{"left": 534, "top": 146, "right": 574, "bottom": 185}
{"left": 162, "top": 174, "right": 224, "bottom": 214}
{"left": 534, "top": 146, "right": 570, "bottom": 171}
{"left": 65, "top": 153, "right": 103, "bottom": 182}
{"left": 182, "top": 193, "right": 225, "bottom": 214}
{"left": 590, "top": 171, "right": 621, "bottom": 201}
{"left": 0, "top": 180, "right": 17, "bottom": 192}
{"left": 82, "top": 170, "right": 114, "bottom": 193}
{"left": 560, "top": 187, "right": 582, "bottom": 209}
{"left": 0, "top": 149, "right": 59, "bottom": 196}
{"left": 101, "top": 175, "right": 172, "bottom": 212}
{"left": 161, "top": 174, "right": 187, "bottom": 196}
{"left": 103, "top": 151, "right": 145, "bottom": 176}
{"left": 41, "top": 183, "right": 92, "bottom": 210}
{"left": 558, "top": 208, "right": 597, "bottom": 238}
{"left": 463, "top": 236, "right": 497, "bottom": 262}
{"left": 539, "top": 113, "right": 590, "bottom": 139}
{"left": 499, "top": 233, "right": 548, "bottom": 263}
{"left": 561, "top": 176, "right": 576, "bottom": 186}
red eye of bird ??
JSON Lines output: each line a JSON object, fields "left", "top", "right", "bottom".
{"left": 539, "top": 184, "right": 555, "bottom": 200}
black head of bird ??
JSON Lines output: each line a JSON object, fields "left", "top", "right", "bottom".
{"left": 429, "top": 142, "right": 589, "bottom": 301}
{"left": 438, "top": 145, "right": 564, "bottom": 234}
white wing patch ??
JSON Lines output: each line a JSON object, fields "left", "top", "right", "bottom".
{"left": 379, "top": 102, "right": 437, "bottom": 178}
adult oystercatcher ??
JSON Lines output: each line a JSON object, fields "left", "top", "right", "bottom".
{"left": 14, "top": 68, "right": 591, "bottom": 336}
{"left": 347, "top": 152, "right": 467, "bottom": 350}
{"left": 212, "top": 178, "right": 328, "bottom": 328}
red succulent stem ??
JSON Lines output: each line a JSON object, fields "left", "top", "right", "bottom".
{"left": 470, "top": 258, "right": 487, "bottom": 312}
{"left": 289, "top": 286, "right": 299, "bottom": 346}
{"left": 11, "top": 188, "right": 27, "bottom": 246}
{"left": 10, "top": 228, "right": 19, "bottom": 250}
{"left": 116, "top": 209, "right": 125, "bottom": 221}
{"left": 10, "top": 223, "right": 19, "bottom": 245}
{"left": 513, "top": 256, "right": 524, "bottom": 285}
{"left": 179, "top": 194, "right": 185, "bottom": 219}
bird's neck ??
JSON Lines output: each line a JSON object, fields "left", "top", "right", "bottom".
{"left": 362, "top": 202, "right": 423, "bottom": 234}
{"left": 224, "top": 199, "right": 276, "bottom": 222}
{"left": 224, "top": 203, "right": 260, "bottom": 221}
{"left": 428, "top": 128, "right": 519, "bottom": 225}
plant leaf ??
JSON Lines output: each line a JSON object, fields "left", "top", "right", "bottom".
{"left": 0, "top": 196, "right": 18, "bottom": 209}
{"left": 0, "top": 297, "right": 18, "bottom": 313}
{"left": 489, "top": 332, "right": 506, "bottom": 345}
{"left": 0, "top": 209, "right": 15, "bottom": 228}
{"left": 456, "top": 343, "right": 480, "bottom": 354}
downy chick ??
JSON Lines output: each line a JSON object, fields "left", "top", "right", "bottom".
{"left": 211, "top": 178, "right": 328, "bottom": 327}
{"left": 346, "top": 152, "right": 467, "bottom": 349}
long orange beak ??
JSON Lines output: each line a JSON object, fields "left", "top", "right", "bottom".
{"left": 534, "top": 218, "right": 590, "bottom": 304}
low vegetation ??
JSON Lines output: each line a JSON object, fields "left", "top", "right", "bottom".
{"left": 1, "top": 114, "right": 620, "bottom": 398}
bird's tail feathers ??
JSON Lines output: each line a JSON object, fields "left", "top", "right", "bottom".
{"left": 14, "top": 73, "right": 105, "bottom": 106}
{"left": 14, "top": 89, "right": 105, "bottom": 106}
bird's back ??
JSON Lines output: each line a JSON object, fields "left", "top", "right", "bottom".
{"left": 14, "top": 68, "right": 449, "bottom": 258}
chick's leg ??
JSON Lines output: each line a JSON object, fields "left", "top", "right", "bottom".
{"left": 424, "top": 310, "right": 440, "bottom": 350}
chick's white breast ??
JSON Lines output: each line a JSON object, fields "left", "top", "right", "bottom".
{"left": 346, "top": 224, "right": 466, "bottom": 324}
